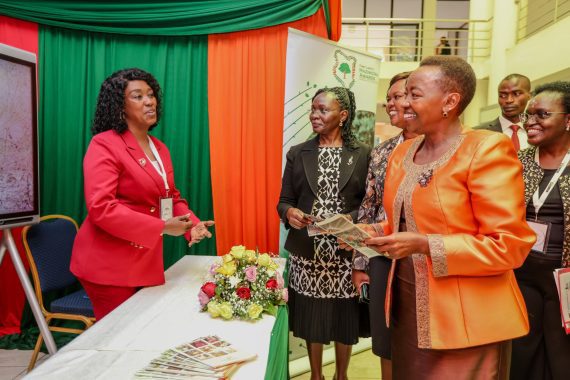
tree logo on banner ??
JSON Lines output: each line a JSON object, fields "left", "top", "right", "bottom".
{"left": 332, "top": 50, "right": 357, "bottom": 89}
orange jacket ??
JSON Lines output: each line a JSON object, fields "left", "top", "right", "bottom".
{"left": 382, "top": 129, "right": 536, "bottom": 349}
{"left": 71, "top": 130, "right": 199, "bottom": 287}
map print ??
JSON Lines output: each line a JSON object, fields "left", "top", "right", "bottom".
{"left": 0, "top": 59, "right": 35, "bottom": 215}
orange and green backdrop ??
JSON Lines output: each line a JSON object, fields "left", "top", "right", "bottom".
{"left": 0, "top": 0, "right": 341, "bottom": 345}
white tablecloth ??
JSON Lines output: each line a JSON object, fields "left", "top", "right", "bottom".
{"left": 24, "top": 255, "right": 279, "bottom": 380}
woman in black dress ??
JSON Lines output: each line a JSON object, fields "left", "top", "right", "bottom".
{"left": 352, "top": 71, "right": 416, "bottom": 380}
{"left": 277, "top": 87, "right": 370, "bottom": 380}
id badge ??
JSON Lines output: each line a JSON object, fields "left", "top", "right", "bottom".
{"left": 527, "top": 219, "right": 552, "bottom": 254}
{"left": 160, "top": 197, "right": 173, "bottom": 221}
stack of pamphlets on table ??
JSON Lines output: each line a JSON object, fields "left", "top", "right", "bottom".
{"left": 134, "top": 335, "right": 257, "bottom": 379}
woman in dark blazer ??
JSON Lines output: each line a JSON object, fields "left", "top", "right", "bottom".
{"left": 277, "top": 87, "right": 370, "bottom": 380}
{"left": 71, "top": 68, "right": 214, "bottom": 320}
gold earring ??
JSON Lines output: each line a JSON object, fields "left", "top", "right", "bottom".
{"left": 442, "top": 110, "right": 448, "bottom": 118}
{"left": 339, "top": 120, "right": 344, "bottom": 127}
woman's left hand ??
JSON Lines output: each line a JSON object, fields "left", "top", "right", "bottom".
{"left": 188, "top": 220, "right": 215, "bottom": 247}
{"left": 364, "top": 232, "right": 429, "bottom": 260}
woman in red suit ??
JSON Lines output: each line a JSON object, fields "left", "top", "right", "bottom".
{"left": 70, "top": 68, "right": 214, "bottom": 320}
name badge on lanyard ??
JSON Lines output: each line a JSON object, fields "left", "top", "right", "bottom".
{"left": 527, "top": 219, "right": 552, "bottom": 254}
{"left": 160, "top": 197, "right": 173, "bottom": 221}
{"left": 527, "top": 148, "right": 570, "bottom": 254}
{"left": 148, "top": 137, "right": 173, "bottom": 221}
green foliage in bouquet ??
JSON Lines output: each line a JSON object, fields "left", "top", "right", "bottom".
{"left": 198, "top": 246, "right": 288, "bottom": 320}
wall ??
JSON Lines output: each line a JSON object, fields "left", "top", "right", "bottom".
{"left": 342, "top": 0, "right": 570, "bottom": 127}
{"left": 505, "top": 16, "right": 570, "bottom": 83}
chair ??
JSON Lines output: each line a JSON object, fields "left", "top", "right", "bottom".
{"left": 22, "top": 215, "right": 95, "bottom": 371}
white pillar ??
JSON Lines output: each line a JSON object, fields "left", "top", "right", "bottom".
{"left": 486, "top": 0, "right": 519, "bottom": 104}
{"left": 422, "top": 0, "right": 437, "bottom": 58}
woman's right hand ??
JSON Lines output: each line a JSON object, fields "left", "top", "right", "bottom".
{"left": 286, "top": 208, "right": 312, "bottom": 229}
{"left": 162, "top": 214, "right": 194, "bottom": 236}
{"left": 352, "top": 269, "right": 370, "bottom": 294}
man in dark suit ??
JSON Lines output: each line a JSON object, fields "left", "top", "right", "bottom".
{"left": 475, "top": 73, "right": 531, "bottom": 151}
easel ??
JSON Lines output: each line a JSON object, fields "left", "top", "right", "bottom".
{"left": 0, "top": 227, "right": 57, "bottom": 355}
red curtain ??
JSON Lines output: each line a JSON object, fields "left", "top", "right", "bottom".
{"left": 0, "top": 16, "right": 38, "bottom": 336}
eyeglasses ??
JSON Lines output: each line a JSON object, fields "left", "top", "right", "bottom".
{"left": 519, "top": 111, "right": 568, "bottom": 124}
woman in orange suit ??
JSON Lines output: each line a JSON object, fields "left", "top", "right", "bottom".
{"left": 71, "top": 68, "right": 214, "bottom": 320}
{"left": 363, "top": 56, "right": 536, "bottom": 379}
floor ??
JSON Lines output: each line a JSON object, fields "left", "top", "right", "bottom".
{"left": 0, "top": 349, "right": 47, "bottom": 380}
{"left": 291, "top": 348, "right": 381, "bottom": 380}
{"left": 0, "top": 348, "right": 381, "bottom": 380}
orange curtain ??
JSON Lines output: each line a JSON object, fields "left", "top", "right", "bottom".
{"left": 208, "top": 8, "right": 330, "bottom": 255}
{"left": 328, "top": 0, "right": 342, "bottom": 41}
{"left": 0, "top": 16, "right": 38, "bottom": 336}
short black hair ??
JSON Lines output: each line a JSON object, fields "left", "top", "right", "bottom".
{"left": 419, "top": 55, "right": 476, "bottom": 114}
{"left": 533, "top": 81, "right": 570, "bottom": 113}
{"left": 92, "top": 68, "right": 162, "bottom": 135}
{"left": 389, "top": 72, "right": 411, "bottom": 88}
{"left": 500, "top": 74, "right": 531, "bottom": 92}
{"left": 312, "top": 87, "right": 358, "bottom": 148}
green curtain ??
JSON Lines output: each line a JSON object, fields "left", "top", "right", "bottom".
{"left": 0, "top": 0, "right": 322, "bottom": 35}
{"left": 38, "top": 25, "right": 215, "bottom": 267}
{"left": 264, "top": 306, "right": 289, "bottom": 380}
{"left": 321, "top": 0, "right": 332, "bottom": 39}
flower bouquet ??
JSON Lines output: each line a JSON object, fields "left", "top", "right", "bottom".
{"left": 198, "top": 245, "right": 288, "bottom": 321}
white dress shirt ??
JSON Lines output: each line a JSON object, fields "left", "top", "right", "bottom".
{"left": 499, "top": 114, "right": 530, "bottom": 150}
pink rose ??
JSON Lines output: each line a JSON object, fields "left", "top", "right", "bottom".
{"left": 236, "top": 287, "right": 251, "bottom": 299}
{"left": 245, "top": 266, "right": 257, "bottom": 282}
{"left": 201, "top": 282, "right": 216, "bottom": 298}
{"left": 276, "top": 271, "right": 284, "bottom": 288}
{"left": 198, "top": 290, "right": 210, "bottom": 307}
{"left": 209, "top": 263, "right": 219, "bottom": 275}
{"left": 282, "top": 288, "right": 288, "bottom": 302}
{"left": 266, "top": 278, "right": 278, "bottom": 290}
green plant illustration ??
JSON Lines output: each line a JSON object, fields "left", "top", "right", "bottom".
{"left": 338, "top": 62, "right": 351, "bottom": 79}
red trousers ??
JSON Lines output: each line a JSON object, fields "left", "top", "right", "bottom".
{"left": 80, "top": 279, "right": 138, "bottom": 320}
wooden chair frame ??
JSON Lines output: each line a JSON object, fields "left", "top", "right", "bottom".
{"left": 22, "top": 214, "right": 96, "bottom": 371}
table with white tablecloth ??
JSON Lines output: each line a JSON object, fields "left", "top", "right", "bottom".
{"left": 24, "top": 255, "right": 288, "bottom": 380}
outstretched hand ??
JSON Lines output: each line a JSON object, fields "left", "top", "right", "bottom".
{"left": 162, "top": 214, "right": 194, "bottom": 237}
{"left": 188, "top": 220, "right": 215, "bottom": 247}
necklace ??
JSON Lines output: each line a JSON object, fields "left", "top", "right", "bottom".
{"left": 408, "top": 134, "right": 464, "bottom": 188}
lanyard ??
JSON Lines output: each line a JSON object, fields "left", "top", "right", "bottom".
{"left": 532, "top": 148, "right": 570, "bottom": 217}
{"left": 147, "top": 137, "right": 170, "bottom": 194}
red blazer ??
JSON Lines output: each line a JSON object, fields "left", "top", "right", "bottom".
{"left": 70, "top": 130, "right": 200, "bottom": 287}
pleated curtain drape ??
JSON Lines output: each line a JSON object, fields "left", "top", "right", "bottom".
{"left": 0, "top": 0, "right": 341, "bottom": 341}
{"left": 0, "top": 0, "right": 324, "bottom": 35}
{"left": 38, "top": 27, "right": 213, "bottom": 266}
{"left": 208, "top": 9, "right": 330, "bottom": 255}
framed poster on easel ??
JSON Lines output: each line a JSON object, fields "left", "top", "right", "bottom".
{"left": 0, "top": 42, "right": 57, "bottom": 355}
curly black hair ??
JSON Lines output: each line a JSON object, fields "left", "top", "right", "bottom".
{"left": 312, "top": 86, "right": 358, "bottom": 148}
{"left": 533, "top": 81, "right": 570, "bottom": 113}
{"left": 91, "top": 68, "right": 162, "bottom": 135}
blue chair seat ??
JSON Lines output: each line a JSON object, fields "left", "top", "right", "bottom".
{"left": 50, "top": 289, "right": 95, "bottom": 318}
